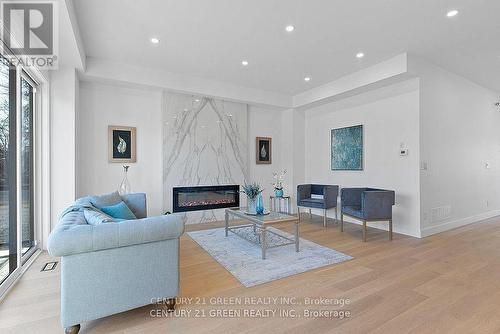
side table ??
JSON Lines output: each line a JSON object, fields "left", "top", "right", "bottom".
{"left": 269, "top": 195, "right": 292, "bottom": 214}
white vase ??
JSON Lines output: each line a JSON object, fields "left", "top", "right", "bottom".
{"left": 247, "top": 197, "right": 257, "bottom": 214}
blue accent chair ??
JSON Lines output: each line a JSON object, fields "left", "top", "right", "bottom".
{"left": 340, "top": 188, "right": 395, "bottom": 242}
{"left": 297, "top": 184, "right": 339, "bottom": 227}
{"left": 48, "top": 193, "right": 185, "bottom": 334}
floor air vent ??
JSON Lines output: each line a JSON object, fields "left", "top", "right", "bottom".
{"left": 41, "top": 261, "right": 58, "bottom": 272}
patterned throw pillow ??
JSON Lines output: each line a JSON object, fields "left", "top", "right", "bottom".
{"left": 83, "top": 209, "right": 116, "bottom": 225}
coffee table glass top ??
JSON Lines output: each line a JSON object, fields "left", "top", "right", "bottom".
{"left": 227, "top": 207, "right": 297, "bottom": 224}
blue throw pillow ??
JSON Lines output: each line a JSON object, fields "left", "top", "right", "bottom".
{"left": 100, "top": 201, "right": 137, "bottom": 220}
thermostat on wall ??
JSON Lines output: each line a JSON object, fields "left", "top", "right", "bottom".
{"left": 400, "top": 148, "right": 409, "bottom": 156}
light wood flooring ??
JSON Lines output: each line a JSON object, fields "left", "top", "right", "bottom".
{"left": 2, "top": 214, "right": 500, "bottom": 333}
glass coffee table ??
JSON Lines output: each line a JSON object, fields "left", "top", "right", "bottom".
{"left": 225, "top": 208, "right": 299, "bottom": 260}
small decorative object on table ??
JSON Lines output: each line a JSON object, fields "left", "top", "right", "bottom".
{"left": 272, "top": 169, "right": 287, "bottom": 197}
{"left": 256, "top": 193, "right": 264, "bottom": 215}
{"left": 118, "top": 165, "right": 131, "bottom": 195}
{"left": 241, "top": 182, "right": 264, "bottom": 215}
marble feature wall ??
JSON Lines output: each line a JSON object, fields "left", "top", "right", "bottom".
{"left": 163, "top": 92, "right": 248, "bottom": 224}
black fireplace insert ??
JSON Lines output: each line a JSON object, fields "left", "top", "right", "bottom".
{"left": 172, "top": 185, "right": 240, "bottom": 213}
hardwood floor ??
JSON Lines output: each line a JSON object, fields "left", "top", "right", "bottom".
{"left": 2, "top": 215, "right": 500, "bottom": 333}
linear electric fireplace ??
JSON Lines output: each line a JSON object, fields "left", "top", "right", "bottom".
{"left": 172, "top": 185, "right": 240, "bottom": 213}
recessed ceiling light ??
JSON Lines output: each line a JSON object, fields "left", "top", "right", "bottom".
{"left": 150, "top": 37, "right": 160, "bottom": 44}
{"left": 285, "top": 25, "right": 295, "bottom": 32}
{"left": 304, "top": 77, "right": 311, "bottom": 82}
{"left": 446, "top": 9, "right": 459, "bottom": 17}
{"left": 241, "top": 60, "right": 249, "bottom": 66}
{"left": 194, "top": 99, "right": 200, "bottom": 102}
{"left": 356, "top": 52, "right": 365, "bottom": 59}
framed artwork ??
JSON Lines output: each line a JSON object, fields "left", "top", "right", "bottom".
{"left": 108, "top": 126, "right": 136, "bottom": 163}
{"left": 331, "top": 125, "right": 363, "bottom": 171}
{"left": 256, "top": 137, "right": 272, "bottom": 164}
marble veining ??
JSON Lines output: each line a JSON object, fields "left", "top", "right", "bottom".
{"left": 162, "top": 92, "right": 248, "bottom": 224}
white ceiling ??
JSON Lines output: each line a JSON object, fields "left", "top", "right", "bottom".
{"left": 73, "top": 0, "right": 500, "bottom": 95}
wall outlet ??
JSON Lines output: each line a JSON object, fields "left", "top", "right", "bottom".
{"left": 400, "top": 148, "right": 409, "bottom": 156}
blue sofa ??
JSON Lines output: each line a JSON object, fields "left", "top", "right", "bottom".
{"left": 48, "top": 192, "right": 184, "bottom": 334}
{"left": 297, "top": 184, "right": 339, "bottom": 227}
{"left": 340, "top": 188, "right": 395, "bottom": 242}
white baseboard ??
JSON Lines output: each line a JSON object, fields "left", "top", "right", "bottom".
{"left": 305, "top": 208, "right": 421, "bottom": 238}
{"left": 341, "top": 216, "right": 421, "bottom": 238}
{"left": 420, "top": 209, "right": 500, "bottom": 237}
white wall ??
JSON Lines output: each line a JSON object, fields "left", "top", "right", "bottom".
{"left": 50, "top": 67, "right": 77, "bottom": 230}
{"left": 77, "top": 81, "right": 164, "bottom": 216}
{"left": 247, "top": 107, "right": 306, "bottom": 213}
{"left": 304, "top": 79, "right": 421, "bottom": 237}
{"left": 413, "top": 59, "right": 500, "bottom": 236}
{"left": 248, "top": 106, "right": 286, "bottom": 202}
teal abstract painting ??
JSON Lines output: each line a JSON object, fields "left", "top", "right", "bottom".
{"left": 331, "top": 125, "right": 363, "bottom": 170}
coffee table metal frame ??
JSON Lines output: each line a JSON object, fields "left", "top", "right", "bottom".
{"left": 225, "top": 208, "right": 299, "bottom": 260}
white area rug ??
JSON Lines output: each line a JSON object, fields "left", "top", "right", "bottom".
{"left": 187, "top": 227, "right": 353, "bottom": 287}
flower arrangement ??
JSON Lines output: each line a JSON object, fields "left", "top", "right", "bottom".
{"left": 241, "top": 182, "right": 263, "bottom": 199}
{"left": 272, "top": 169, "right": 287, "bottom": 191}
{"left": 241, "top": 183, "right": 264, "bottom": 214}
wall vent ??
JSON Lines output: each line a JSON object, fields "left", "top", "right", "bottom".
{"left": 431, "top": 205, "right": 451, "bottom": 223}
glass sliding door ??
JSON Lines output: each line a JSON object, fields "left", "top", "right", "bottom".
{"left": 0, "top": 56, "right": 17, "bottom": 285}
{"left": 0, "top": 51, "right": 39, "bottom": 294}
{"left": 20, "top": 76, "right": 35, "bottom": 258}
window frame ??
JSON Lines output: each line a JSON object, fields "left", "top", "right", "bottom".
{"left": 0, "top": 40, "right": 41, "bottom": 298}
{"left": 19, "top": 71, "right": 38, "bottom": 264}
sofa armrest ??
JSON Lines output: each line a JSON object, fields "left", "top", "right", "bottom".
{"left": 48, "top": 213, "right": 185, "bottom": 257}
{"left": 361, "top": 191, "right": 395, "bottom": 220}
{"left": 323, "top": 185, "right": 339, "bottom": 208}
{"left": 341, "top": 188, "right": 364, "bottom": 207}
{"left": 297, "top": 184, "right": 311, "bottom": 204}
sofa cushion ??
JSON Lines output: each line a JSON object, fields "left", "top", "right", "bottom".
{"left": 342, "top": 206, "right": 364, "bottom": 219}
{"left": 90, "top": 191, "right": 122, "bottom": 209}
{"left": 100, "top": 201, "right": 137, "bottom": 220}
{"left": 298, "top": 198, "right": 325, "bottom": 209}
{"left": 83, "top": 209, "right": 116, "bottom": 225}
